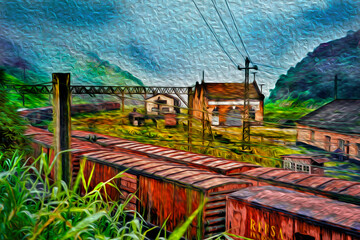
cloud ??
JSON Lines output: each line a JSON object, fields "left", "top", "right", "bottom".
{"left": 303, "top": 0, "right": 359, "bottom": 26}
{"left": 2, "top": 0, "right": 120, "bottom": 27}
{"left": 126, "top": 41, "right": 161, "bottom": 72}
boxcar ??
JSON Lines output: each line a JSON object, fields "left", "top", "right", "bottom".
{"left": 240, "top": 167, "right": 360, "bottom": 205}
{"left": 71, "top": 130, "right": 259, "bottom": 175}
{"left": 80, "top": 150, "right": 252, "bottom": 240}
{"left": 226, "top": 186, "right": 360, "bottom": 240}
{"left": 25, "top": 126, "right": 105, "bottom": 182}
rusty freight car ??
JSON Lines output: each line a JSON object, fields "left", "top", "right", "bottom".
{"left": 80, "top": 150, "right": 252, "bottom": 239}
{"left": 240, "top": 167, "right": 360, "bottom": 205}
{"left": 25, "top": 126, "right": 105, "bottom": 182}
{"left": 226, "top": 186, "right": 360, "bottom": 240}
{"left": 71, "top": 130, "right": 259, "bottom": 175}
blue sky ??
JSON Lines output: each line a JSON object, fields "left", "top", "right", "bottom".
{"left": 1, "top": 0, "right": 360, "bottom": 95}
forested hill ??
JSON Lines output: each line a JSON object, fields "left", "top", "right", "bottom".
{"left": 269, "top": 30, "right": 360, "bottom": 102}
{"left": 0, "top": 37, "right": 144, "bottom": 86}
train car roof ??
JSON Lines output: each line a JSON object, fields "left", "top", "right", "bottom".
{"left": 82, "top": 150, "right": 251, "bottom": 191}
{"left": 241, "top": 167, "right": 360, "bottom": 198}
{"left": 71, "top": 130, "right": 259, "bottom": 174}
{"left": 25, "top": 126, "right": 105, "bottom": 153}
{"left": 228, "top": 186, "right": 360, "bottom": 233}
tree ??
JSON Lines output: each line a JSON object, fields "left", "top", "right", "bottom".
{"left": 0, "top": 69, "right": 30, "bottom": 159}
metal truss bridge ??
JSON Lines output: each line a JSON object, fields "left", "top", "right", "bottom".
{"left": 4, "top": 84, "right": 192, "bottom": 95}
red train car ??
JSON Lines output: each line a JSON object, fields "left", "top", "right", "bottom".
{"left": 25, "top": 126, "right": 105, "bottom": 182}
{"left": 226, "top": 186, "right": 360, "bottom": 240}
{"left": 71, "top": 130, "right": 259, "bottom": 175}
{"left": 81, "top": 150, "right": 252, "bottom": 239}
{"left": 240, "top": 167, "right": 360, "bottom": 205}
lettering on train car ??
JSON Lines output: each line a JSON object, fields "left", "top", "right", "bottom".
{"left": 249, "top": 219, "right": 284, "bottom": 240}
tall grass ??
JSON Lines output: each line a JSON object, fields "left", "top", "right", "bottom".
{"left": 0, "top": 151, "right": 236, "bottom": 240}
{"left": 0, "top": 151, "right": 150, "bottom": 239}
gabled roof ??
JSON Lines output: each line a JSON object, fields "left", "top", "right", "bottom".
{"left": 297, "top": 99, "right": 360, "bottom": 134}
{"left": 146, "top": 93, "right": 181, "bottom": 106}
{"left": 203, "top": 81, "right": 264, "bottom": 100}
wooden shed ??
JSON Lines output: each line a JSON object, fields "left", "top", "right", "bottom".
{"left": 281, "top": 154, "right": 329, "bottom": 175}
{"left": 80, "top": 150, "right": 252, "bottom": 239}
{"left": 226, "top": 186, "right": 360, "bottom": 240}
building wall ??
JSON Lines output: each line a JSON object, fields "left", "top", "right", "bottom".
{"left": 207, "top": 103, "right": 263, "bottom": 126}
{"left": 146, "top": 95, "right": 176, "bottom": 115}
{"left": 297, "top": 124, "right": 360, "bottom": 161}
{"left": 192, "top": 83, "right": 264, "bottom": 126}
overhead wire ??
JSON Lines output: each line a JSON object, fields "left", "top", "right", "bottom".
{"left": 210, "top": 0, "right": 246, "bottom": 61}
{"left": 191, "top": 0, "right": 239, "bottom": 68}
{"left": 224, "top": 0, "right": 252, "bottom": 63}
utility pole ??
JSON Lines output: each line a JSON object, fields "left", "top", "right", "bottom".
{"left": 202, "top": 71, "right": 205, "bottom": 146}
{"left": 53, "top": 73, "right": 72, "bottom": 187}
{"left": 187, "top": 87, "right": 194, "bottom": 151}
{"left": 238, "top": 57, "right": 258, "bottom": 151}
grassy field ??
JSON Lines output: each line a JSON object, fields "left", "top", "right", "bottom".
{"left": 71, "top": 107, "right": 305, "bottom": 168}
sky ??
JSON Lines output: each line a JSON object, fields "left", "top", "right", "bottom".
{"left": 1, "top": 0, "right": 360, "bottom": 96}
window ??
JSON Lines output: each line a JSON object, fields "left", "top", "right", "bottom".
{"left": 296, "top": 164, "right": 303, "bottom": 172}
{"left": 162, "top": 107, "right": 170, "bottom": 113}
{"left": 357, "top": 143, "right": 360, "bottom": 158}
{"left": 290, "top": 162, "right": 295, "bottom": 171}
{"left": 249, "top": 107, "right": 256, "bottom": 119}
{"left": 283, "top": 161, "right": 291, "bottom": 169}
{"left": 325, "top": 136, "right": 331, "bottom": 151}
{"left": 338, "top": 139, "right": 345, "bottom": 151}
{"left": 310, "top": 130, "right": 315, "bottom": 141}
{"left": 212, "top": 107, "right": 219, "bottom": 126}
{"left": 151, "top": 107, "right": 159, "bottom": 112}
{"left": 303, "top": 165, "right": 310, "bottom": 173}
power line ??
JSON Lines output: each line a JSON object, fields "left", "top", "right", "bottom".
{"left": 210, "top": 0, "right": 246, "bottom": 60}
{"left": 224, "top": 0, "right": 252, "bottom": 63}
{"left": 191, "top": 0, "right": 240, "bottom": 68}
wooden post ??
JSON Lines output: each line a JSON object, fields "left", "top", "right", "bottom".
{"left": 188, "top": 87, "right": 193, "bottom": 151}
{"left": 202, "top": 109, "right": 205, "bottom": 146}
{"left": 121, "top": 91, "right": 125, "bottom": 112}
{"left": 53, "top": 73, "right": 71, "bottom": 186}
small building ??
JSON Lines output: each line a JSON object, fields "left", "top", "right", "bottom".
{"left": 296, "top": 99, "right": 360, "bottom": 162}
{"left": 128, "top": 108, "right": 144, "bottom": 126}
{"left": 192, "top": 80, "right": 264, "bottom": 126}
{"left": 145, "top": 94, "right": 180, "bottom": 115}
{"left": 281, "top": 154, "right": 329, "bottom": 175}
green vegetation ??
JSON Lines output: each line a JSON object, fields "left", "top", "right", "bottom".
{"left": 0, "top": 70, "right": 33, "bottom": 160}
{"left": 1, "top": 151, "right": 236, "bottom": 240}
{"left": 0, "top": 152, "right": 148, "bottom": 239}
{"left": 263, "top": 98, "right": 328, "bottom": 125}
{"left": 72, "top": 107, "right": 304, "bottom": 168}
{"left": 0, "top": 70, "right": 50, "bottom": 109}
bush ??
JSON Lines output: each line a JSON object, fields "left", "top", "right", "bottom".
{"left": 0, "top": 69, "right": 30, "bottom": 160}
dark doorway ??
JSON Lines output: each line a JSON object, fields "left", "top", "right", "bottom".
{"left": 226, "top": 108, "right": 242, "bottom": 126}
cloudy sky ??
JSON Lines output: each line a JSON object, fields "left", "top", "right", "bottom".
{"left": 1, "top": 0, "right": 360, "bottom": 95}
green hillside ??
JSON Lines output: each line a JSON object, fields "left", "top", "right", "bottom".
{"left": 270, "top": 30, "right": 360, "bottom": 102}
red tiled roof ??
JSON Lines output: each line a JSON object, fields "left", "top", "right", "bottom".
{"left": 204, "top": 82, "right": 264, "bottom": 100}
